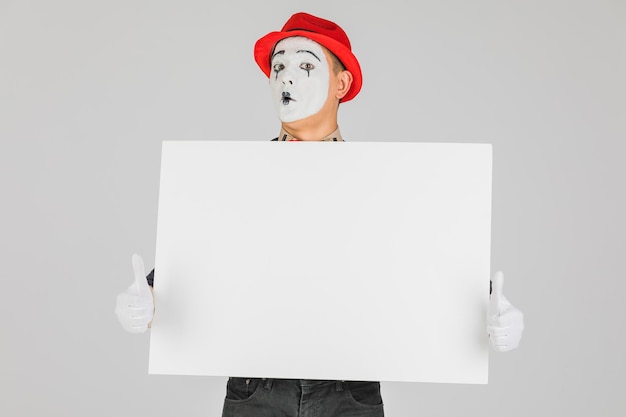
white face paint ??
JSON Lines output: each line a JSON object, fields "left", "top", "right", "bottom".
{"left": 269, "top": 37, "right": 330, "bottom": 123}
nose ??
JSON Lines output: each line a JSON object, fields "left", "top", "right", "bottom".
{"left": 276, "top": 67, "right": 295, "bottom": 86}
{"left": 279, "top": 73, "right": 293, "bottom": 85}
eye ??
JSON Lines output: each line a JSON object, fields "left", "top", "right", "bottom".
{"left": 300, "top": 63, "right": 315, "bottom": 71}
{"left": 273, "top": 63, "right": 285, "bottom": 72}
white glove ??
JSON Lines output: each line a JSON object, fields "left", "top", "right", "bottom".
{"left": 487, "top": 271, "right": 524, "bottom": 352}
{"left": 115, "top": 253, "right": 154, "bottom": 333}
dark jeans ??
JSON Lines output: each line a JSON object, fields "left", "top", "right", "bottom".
{"left": 222, "top": 378, "right": 384, "bottom": 417}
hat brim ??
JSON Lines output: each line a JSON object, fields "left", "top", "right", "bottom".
{"left": 254, "top": 30, "right": 362, "bottom": 103}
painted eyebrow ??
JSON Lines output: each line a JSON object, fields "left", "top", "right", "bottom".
{"left": 297, "top": 50, "right": 321, "bottom": 62}
{"left": 271, "top": 49, "right": 321, "bottom": 62}
{"left": 271, "top": 50, "right": 285, "bottom": 60}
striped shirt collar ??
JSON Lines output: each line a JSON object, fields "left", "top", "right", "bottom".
{"left": 276, "top": 126, "right": 344, "bottom": 142}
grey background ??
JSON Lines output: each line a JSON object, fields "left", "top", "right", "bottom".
{"left": 0, "top": 0, "right": 624, "bottom": 416}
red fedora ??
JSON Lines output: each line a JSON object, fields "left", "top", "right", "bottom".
{"left": 254, "top": 12, "right": 362, "bottom": 103}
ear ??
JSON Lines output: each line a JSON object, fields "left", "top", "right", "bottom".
{"left": 335, "top": 70, "right": 354, "bottom": 100}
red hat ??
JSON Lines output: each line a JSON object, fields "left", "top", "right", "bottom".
{"left": 254, "top": 12, "right": 362, "bottom": 103}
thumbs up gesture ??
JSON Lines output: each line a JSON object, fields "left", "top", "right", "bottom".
{"left": 487, "top": 271, "right": 524, "bottom": 352}
{"left": 114, "top": 254, "right": 155, "bottom": 333}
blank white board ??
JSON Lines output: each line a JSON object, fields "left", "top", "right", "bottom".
{"left": 149, "top": 141, "right": 492, "bottom": 383}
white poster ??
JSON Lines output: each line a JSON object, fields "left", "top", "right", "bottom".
{"left": 149, "top": 141, "right": 492, "bottom": 384}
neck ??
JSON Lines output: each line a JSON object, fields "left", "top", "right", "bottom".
{"left": 281, "top": 124, "right": 338, "bottom": 141}
{"left": 281, "top": 121, "right": 338, "bottom": 141}
{"left": 281, "top": 107, "right": 339, "bottom": 141}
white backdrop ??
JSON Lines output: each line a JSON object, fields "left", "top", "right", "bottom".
{"left": 1, "top": 1, "right": 624, "bottom": 416}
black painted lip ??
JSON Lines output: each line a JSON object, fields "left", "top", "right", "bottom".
{"left": 281, "top": 92, "right": 295, "bottom": 105}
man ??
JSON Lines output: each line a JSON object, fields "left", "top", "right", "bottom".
{"left": 115, "top": 12, "right": 524, "bottom": 417}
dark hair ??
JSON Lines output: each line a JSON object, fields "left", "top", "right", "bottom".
{"left": 325, "top": 47, "right": 346, "bottom": 75}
